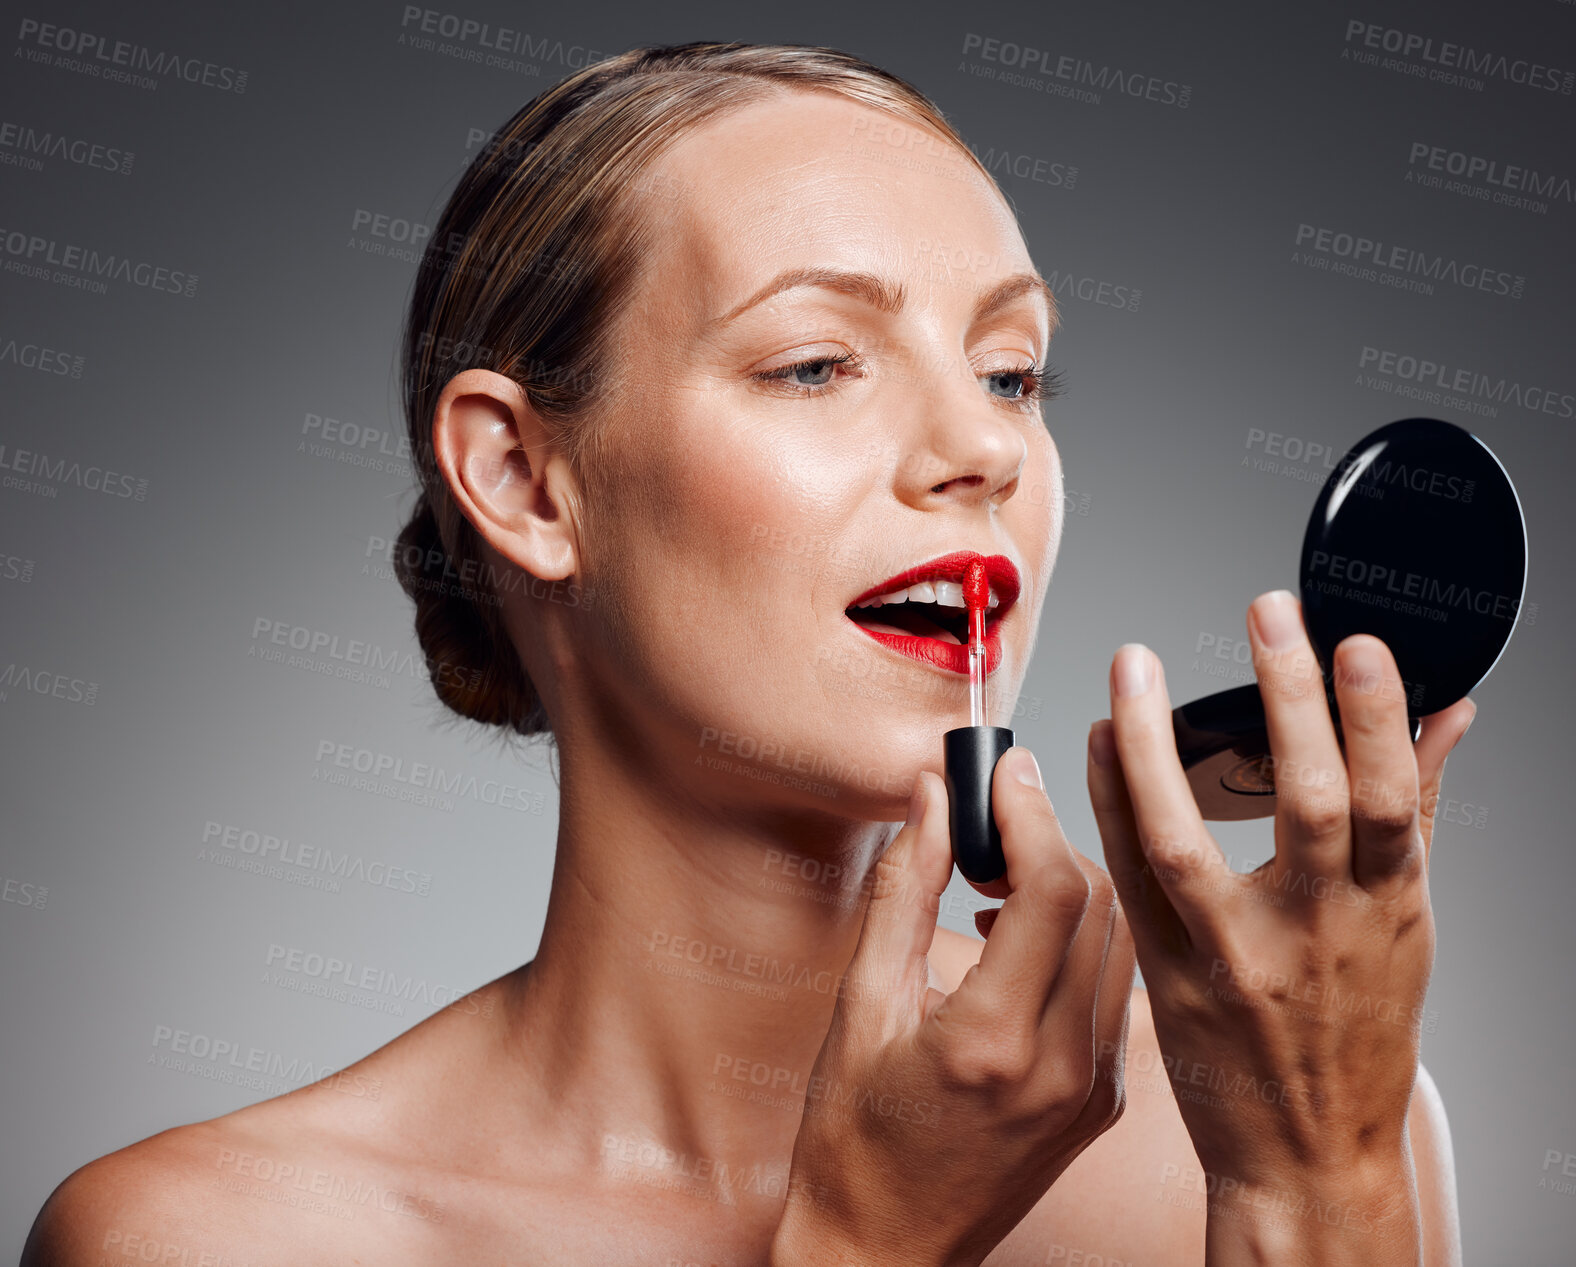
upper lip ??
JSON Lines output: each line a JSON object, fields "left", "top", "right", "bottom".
{"left": 846, "top": 551, "right": 1021, "bottom": 622}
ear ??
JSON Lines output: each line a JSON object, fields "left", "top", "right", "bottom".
{"left": 430, "top": 368, "right": 582, "bottom": 583}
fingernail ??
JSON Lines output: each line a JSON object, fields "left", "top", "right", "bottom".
{"left": 1251, "top": 590, "right": 1302, "bottom": 653}
{"left": 1113, "top": 644, "right": 1153, "bottom": 698}
{"left": 906, "top": 773, "right": 928, "bottom": 827}
{"left": 1005, "top": 746, "right": 1043, "bottom": 788}
{"left": 1089, "top": 721, "right": 1116, "bottom": 767}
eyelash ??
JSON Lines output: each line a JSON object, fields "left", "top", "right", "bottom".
{"left": 754, "top": 353, "right": 1064, "bottom": 410}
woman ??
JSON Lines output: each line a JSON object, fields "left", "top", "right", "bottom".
{"left": 25, "top": 42, "right": 1471, "bottom": 1266}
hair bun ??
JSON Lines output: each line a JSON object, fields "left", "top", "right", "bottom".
{"left": 393, "top": 498, "right": 545, "bottom": 735}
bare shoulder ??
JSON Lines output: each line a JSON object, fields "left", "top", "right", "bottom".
{"left": 22, "top": 984, "right": 506, "bottom": 1267}
{"left": 927, "top": 928, "right": 1460, "bottom": 1266}
{"left": 22, "top": 1113, "right": 341, "bottom": 1267}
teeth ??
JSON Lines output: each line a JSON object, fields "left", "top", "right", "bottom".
{"left": 853, "top": 578, "right": 1004, "bottom": 611}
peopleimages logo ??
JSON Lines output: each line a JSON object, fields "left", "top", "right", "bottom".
{"left": 1358, "top": 346, "right": 1574, "bottom": 419}
{"left": 264, "top": 943, "right": 478, "bottom": 1011}
{"left": 977, "top": 146, "right": 1078, "bottom": 191}
{"left": 1407, "top": 142, "right": 1575, "bottom": 213}
{"left": 200, "top": 820, "right": 434, "bottom": 898}
{"left": 150, "top": 1024, "right": 381, "bottom": 1096}
{"left": 1044, "top": 267, "right": 1141, "bottom": 311}
{"left": 0, "top": 121, "right": 133, "bottom": 175}
{"left": 1342, "top": 19, "right": 1574, "bottom": 94}
{"left": 1306, "top": 551, "right": 1524, "bottom": 622}
{"left": 0, "top": 441, "right": 148, "bottom": 499}
{"left": 0, "top": 335, "right": 83, "bottom": 377}
{"left": 0, "top": 225, "right": 198, "bottom": 297}
{"left": 396, "top": 6, "right": 611, "bottom": 71}
{"left": 14, "top": 18, "right": 248, "bottom": 92}
{"left": 311, "top": 738, "right": 546, "bottom": 814}
{"left": 958, "top": 33, "right": 1191, "bottom": 109}
{"left": 0, "top": 662, "right": 98, "bottom": 705}
{"left": 1292, "top": 223, "right": 1523, "bottom": 299}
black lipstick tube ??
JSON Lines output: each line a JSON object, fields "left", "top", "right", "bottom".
{"left": 945, "top": 568, "right": 1012, "bottom": 885}
{"left": 945, "top": 724, "right": 1014, "bottom": 884}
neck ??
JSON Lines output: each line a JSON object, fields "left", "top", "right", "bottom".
{"left": 503, "top": 728, "right": 902, "bottom": 1178}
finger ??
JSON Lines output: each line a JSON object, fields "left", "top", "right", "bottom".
{"left": 1089, "top": 902, "right": 1138, "bottom": 1113}
{"left": 963, "top": 749, "right": 1034, "bottom": 903}
{"left": 844, "top": 770, "right": 954, "bottom": 1024}
{"left": 1331, "top": 634, "right": 1422, "bottom": 887}
{"left": 1414, "top": 697, "right": 1477, "bottom": 862}
{"left": 1087, "top": 719, "right": 1190, "bottom": 961}
{"left": 964, "top": 746, "right": 1098, "bottom": 1024}
{"left": 1032, "top": 865, "right": 1120, "bottom": 1098}
{"left": 1107, "top": 643, "right": 1224, "bottom": 939}
{"left": 1247, "top": 590, "right": 1351, "bottom": 879}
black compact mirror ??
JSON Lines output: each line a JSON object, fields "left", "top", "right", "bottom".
{"left": 1173, "top": 417, "right": 1528, "bottom": 820}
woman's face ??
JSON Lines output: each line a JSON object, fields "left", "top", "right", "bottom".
{"left": 573, "top": 88, "right": 1062, "bottom": 824}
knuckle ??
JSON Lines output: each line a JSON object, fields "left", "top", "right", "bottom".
{"left": 1040, "top": 1050, "right": 1097, "bottom": 1110}
{"left": 1121, "top": 713, "right": 1170, "bottom": 749}
{"left": 1142, "top": 829, "right": 1206, "bottom": 881}
{"left": 1142, "top": 828, "right": 1190, "bottom": 868}
{"left": 1287, "top": 797, "right": 1349, "bottom": 841}
{"left": 1271, "top": 760, "right": 1350, "bottom": 837}
{"left": 1093, "top": 1076, "right": 1126, "bottom": 1129}
{"left": 1346, "top": 768, "right": 1417, "bottom": 816}
{"left": 1336, "top": 693, "right": 1403, "bottom": 740}
{"left": 1256, "top": 653, "right": 1323, "bottom": 701}
{"left": 1351, "top": 789, "right": 1417, "bottom": 837}
{"left": 1333, "top": 650, "right": 1406, "bottom": 710}
{"left": 1160, "top": 976, "right": 1215, "bottom": 1029}
{"left": 1393, "top": 877, "right": 1434, "bottom": 932}
{"left": 869, "top": 850, "right": 921, "bottom": 907}
{"left": 1384, "top": 837, "right": 1427, "bottom": 882}
{"left": 946, "top": 1029, "right": 1039, "bottom": 1090}
{"left": 1087, "top": 868, "right": 1118, "bottom": 911}
{"left": 1021, "top": 859, "right": 1092, "bottom": 921}
{"left": 1286, "top": 791, "right": 1349, "bottom": 832}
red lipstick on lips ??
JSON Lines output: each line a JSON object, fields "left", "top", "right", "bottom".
{"left": 844, "top": 551, "right": 1020, "bottom": 675}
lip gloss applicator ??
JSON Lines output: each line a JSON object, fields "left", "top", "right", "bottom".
{"left": 944, "top": 559, "right": 1015, "bottom": 884}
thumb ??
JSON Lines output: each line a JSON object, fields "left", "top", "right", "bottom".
{"left": 841, "top": 771, "right": 954, "bottom": 1034}
{"left": 1416, "top": 696, "right": 1476, "bottom": 792}
{"left": 1415, "top": 696, "right": 1477, "bottom": 856}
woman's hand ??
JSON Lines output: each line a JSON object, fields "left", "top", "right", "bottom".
{"left": 770, "top": 750, "right": 1136, "bottom": 1267}
{"left": 1087, "top": 589, "right": 1476, "bottom": 1263}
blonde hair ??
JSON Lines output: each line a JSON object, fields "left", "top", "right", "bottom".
{"left": 396, "top": 41, "right": 996, "bottom": 736}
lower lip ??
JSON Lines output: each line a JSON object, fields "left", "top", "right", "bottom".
{"left": 846, "top": 617, "right": 1003, "bottom": 674}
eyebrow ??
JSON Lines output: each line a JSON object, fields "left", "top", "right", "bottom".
{"left": 708, "top": 266, "right": 1059, "bottom": 337}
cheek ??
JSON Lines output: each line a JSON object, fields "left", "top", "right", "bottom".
{"left": 576, "top": 418, "right": 851, "bottom": 705}
{"left": 658, "top": 415, "right": 859, "bottom": 597}
{"left": 1021, "top": 432, "right": 1062, "bottom": 566}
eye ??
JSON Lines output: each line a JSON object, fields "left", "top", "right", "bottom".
{"left": 754, "top": 352, "right": 861, "bottom": 395}
{"left": 982, "top": 362, "right": 1064, "bottom": 409}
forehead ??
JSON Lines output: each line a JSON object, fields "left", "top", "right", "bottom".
{"left": 629, "top": 89, "right": 1036, "bottom": 326}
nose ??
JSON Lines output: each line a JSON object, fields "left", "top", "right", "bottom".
{"left": 890, "top": 356, "right": 1027, "bottom": 512}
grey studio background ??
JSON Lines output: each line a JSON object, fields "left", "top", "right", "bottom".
{"left": 1, "top": 0, "right": 1572, "bottom": 1260}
